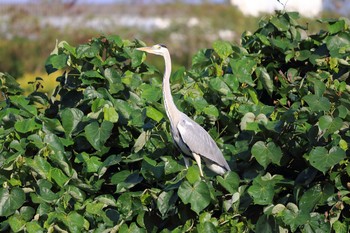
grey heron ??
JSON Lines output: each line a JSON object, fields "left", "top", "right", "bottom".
{"left": 137, "top": 44, "right": 230, "bottom": 176}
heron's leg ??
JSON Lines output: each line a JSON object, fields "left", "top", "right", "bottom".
{"left": 192, "top": 153, "right": 204, "bottom": 177}
{"left": 183, "top": 157, "right": 190, "bottom": 169}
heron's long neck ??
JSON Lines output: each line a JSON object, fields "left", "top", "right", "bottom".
{"left": 162, "top": 51, "right": 180, "bottom": 127}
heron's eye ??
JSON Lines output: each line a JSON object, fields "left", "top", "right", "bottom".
{"left": 153, "top": 44, "right": 161, "bottom": 50}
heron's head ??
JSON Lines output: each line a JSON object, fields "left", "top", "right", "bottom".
{"left": 136, "top": 44, "right": 168, "bottom": 56}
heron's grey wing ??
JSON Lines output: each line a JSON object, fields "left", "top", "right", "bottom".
{"left": 176, "top": 114, "right": 230, "bottom": 171}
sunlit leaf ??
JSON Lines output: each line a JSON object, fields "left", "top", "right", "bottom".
{"left": 217, "top": 171, "right": 240, "bottom": 194}
{"left": 157, "top": 190, "right": 175, "bottom": 217}
{"left": 76, "top": 43, "right": 100, "bottom": 58}
{"left": 309, "top": 146, "right": 346, "bottom": 173}
{"left": 8, "top": 214, "right": 26, "bottom": 232}
{"left": 14, "top": 117, "right": 41, "bottom": 133}
{"left": 256, "top": 67, "right": 273, "bottom": 95}
{"left": 303, "top": 95, "right": 331, "bottom": 112}
{"left": 60, "top": 108, "right": 84, "bottom": 137}
{"left": 248, "top": 173, "right": 283, "bottom": 205}
{"left": 178, "top": 180, "right": 211, "bottom": 215}
{"left": 146, "top": 106, "right": 164, "bottom": 122}
{"left": 45, "top": 54, "right": 68, "bottom": 74}
{"left": 251, "top": 141, "right": 283, "bottom": 169}
{"left": 209, "top": 77, "right": 230, "bottom": 95}
{"left": 299, "top": 183, "right": 333, "bottom": 213}
{"left": 103, "top": 105, "right": 119, "bottom": 123}
{"left": 0, "top": 187, "right": 25, "bottom": 217}
{"left": 84, "top": 121, "right": 113, "bottom": 150}
{"left": 213, "top": 40, "right": 233, "bottom": 59}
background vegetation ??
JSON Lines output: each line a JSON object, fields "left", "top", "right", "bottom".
{"left": 1, "top": 10, "right": 349, "bottom": 232}
{"left": 0, "top": 1, "right": 338, "bottom": 95}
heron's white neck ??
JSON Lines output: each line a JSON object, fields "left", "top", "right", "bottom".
{"left": 162, "top": 49, "right": 181, "bottom": 127}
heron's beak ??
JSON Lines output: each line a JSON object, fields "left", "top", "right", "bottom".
{"left": 136, "top": 47, "right": 153, "bottom": 53}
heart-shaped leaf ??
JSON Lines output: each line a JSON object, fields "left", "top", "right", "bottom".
{"left": 178, "top": 180, "right": 211, "bottom": 214}
{"left": 309, "top": 146, "right": 346, "bottom": 173}
{"left": 84, "top": 121, "right": 113, "bottom": 150}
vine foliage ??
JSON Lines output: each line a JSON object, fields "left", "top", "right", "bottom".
{"left": 0, "top": 12, "right": 349, "bottom": 232}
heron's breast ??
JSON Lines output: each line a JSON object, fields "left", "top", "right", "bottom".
{"left": 171, "top": 127, "right": 191, "bottom": 156}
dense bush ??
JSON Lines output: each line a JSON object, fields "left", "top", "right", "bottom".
{"left": 0, "top": 11, "right": 349, "bottom": 232}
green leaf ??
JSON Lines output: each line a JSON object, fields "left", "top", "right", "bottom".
{"left": 185, "top": 166, "right": 201, "bottom": 184}
{"left": 76, "top": 43, "right": 100, "bottom": 58}
{"left": 44, "top": 133, "right": 65, "bottom": 153}
{"left": 26, "top": 156, "right": 52, "bottom": 180}
{"left": 256, "top": 33, "right": 271, "bottom": 46}
{"left": 0, "top": 187, "right": 25, "bottom": 217}
{"left": 51, "top": 168, "right": 69, "bottom": 188}
{"left": 178, "top": 180, "right": 211, "bottom": 215}
{"left": 271, "top": 38, "right": 290, "bottom": 51}
{"left": 65, "top": 211, "right": 86, "bottom": 232}
{"left": 223, "top": 74, "right": 239, "bottom": 92}
{"left": 270, "top": 15, "right": 289, "bottom": 31}
{"left": 131, "top": 49, "right": 145, "bottom": 68}
{"left": 303, "top": 95, "right": 331, "bottom": 112}
{"left": 103, "top": 105, "right": 119, "bottom": 123}
{"left": 75, "top": 152, "right": 103, "bottom": 173}
{"left": 256, "top": 67, "right": 273, "bottom": 95}
{"left": 9, "top": 95, "right": 37, "bottom": 116}
{"left": 140, "top": 83, "right": 162, "bottom": 103}
{"left": 209, "top": 77, "right": 230, "bottom": 95}
{"left": 84, "top": 121, "right": 113, "bottom": 150}
{"left": 112, "top": 171, "right": 143, "bottom": 193}
{"left": 83, "top": 70, "right": 104, "bottom": 79}
{"left": 203, "top": 105, "right": 219, "bottom": 118}
{"left": 248, "top": 173, "right": 282, "bottom": 205}
{"left": 14, "top": 117, "right": 41, "bottom": 133}
{"left": 299, "top": 183, "right": 333, "bottom": 213}
{"left": 141, "top": 156, "right": 164, "bottom": 180}
{"left": 295, "top": 50, "right": 311, "bottom": 61}
{"left": 157, "top": 190, "right": 175, "bottom": 217}
{"left": 230, "top": 57, "right": 256, "bottom": 86}
{"left": 60, "top": 108, "right": 84, "bottom": 137}
{"left": 133, "top": 131, "right": 150, "bottom": 153}
{"left": 111, "top": 170, "right": 130, "bottom": 185}
{"left": 36, "top": 179, "right": 59, "bottom": 203}
{"left": 0, "top": 72, "right": 23, "bottom": 94}
{"left": 326, "top": 32, "right": 350, "bottom": 57}
{"left": 45, "top": 54, "right": 68, "bottom": 74}
{"left": 217, "top": 171, "right": 240, "bottom": 194}
{"left": 309, "top": 146, "right": 346, "bottom": 173}
{"left": 67, "top": 185, "right": 86, "bottom": 203}
{"left": 96, "top": 194, "right": 117, "bottom": 207}
{"left": 104, "top": 68, "right": 124, "bottom": 94}
{"left": 318, "top": 115, "right": 343, "bottom": 134}
{"left": 251, "top": 141, "right": 283, "bottom": 169}
{"left": 116, "top": 193, "right": 133, "bottom": 219}
{"left": 303, "top": 213, "right": 330, "bottom": 233}
{"left": 281, "top": 203, "right": 309, "bottom": 232}
{"left": 197, "top": 222, "right": 217, "bottom": 233}
{"left": 86, "top": 202, "right": 105, "bottom": 215}
{"left": 146, "top": 106, "right": 164, "bottom": 123}
{"left": 328, "top": 20, "right": 346, "bottom": 34}
{"left": 106, "top": 34, "right": 123, "bottom": 47}
{"left": 256, "top": 215, "right": 279, "bottom": 233}
{"left": 41, "top": 117, "right": 65, "bottom": 133}
{"left": 308, "top": 75, "right": 326, "bottom": 97}
{"left": 8, "top": 214, "right": 26, "bottom": 232}
{"left": 333, "top": 220, "right": 349, "bottom": 233}
{"left": 213, "top": 40, "right": 233, "bottom": 59}
{"left": 20, "top": 206, "right": 35, "bottom": 222}
{"left": 26, "top": 222, "right": 44, "bottom": 233}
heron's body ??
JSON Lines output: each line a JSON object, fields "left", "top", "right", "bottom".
{"left": 137, "top": 44, "right": 230, "bottom": 176}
